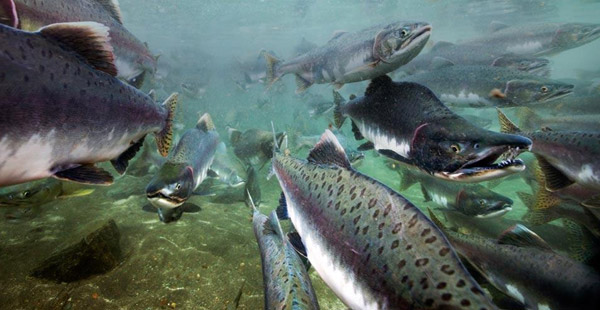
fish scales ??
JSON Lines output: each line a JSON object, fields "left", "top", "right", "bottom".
{"left": 273, "top": 130, "right": 496, "bottom": 309}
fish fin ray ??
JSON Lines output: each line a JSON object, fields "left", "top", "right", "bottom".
{"left": 497, "top": 224, "right": 553, "bottom": 251}
{"left": 496, "top": 108, "right": 521, "bottom": 134}
{"left": 196, "top": 113, "right": 215, "bottom": 131}
{"left": 110, "top": 136, "right": 145, "bottom": 174}
{"left": 307, "top": 129, "right": 351, "bottom": 169}
{"left": 421, "top": 184, "right": 431, "bottom": 202}
{"left": 535, "top": 155, "right": 574, "bottom": 191}
{"left": 264, "top": 52, "right": 282, "bottom": 87}
{"left": 155, "top": 93, "right": 178, "bottom": 157}
{"left": 93, "top": 0, "right": 123, "bottom": 24}
{"left": 295, "top": 74, "right": 313, "bottom": 93}
{"left": 53, "top": 164, "right": 113, "bottom": 185}
{"left": 268, "top": 211, "right": 285, "bottom": 240}
{"left": 39, "top": 22, "right": 117, "bottom": 76}
{"left": 563, "top": 219, "right": 597, "bottom": 263}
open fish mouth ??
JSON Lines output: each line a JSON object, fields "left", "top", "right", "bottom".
{"left": 436, "top": 146, "right": 527, "bottom": 182}
{"left": 146, "top": 191, "right": 185, "bottom": 209}
{"left": 477, "top": 203, "right": 512, "bottom": 219}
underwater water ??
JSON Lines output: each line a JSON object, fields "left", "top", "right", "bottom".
{"left": 1, "top": 0, "right": 600, "bottom": 309}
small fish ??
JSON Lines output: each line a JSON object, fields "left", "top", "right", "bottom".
{"left": 248, "top": 194, "right": 320, "bottom": 310}
{"left": 498, "top": 109, "right": 600, "bottom": 192}
{"left": 273, "top": 129, "right": 497, "bottom": 309}
{"left": 516, "top": 107, "right": 600, "bottom": 132}
{"left": 146, "top": 114, "right": 219, "bottom": 211}
{"left": 401, "top": 65, "right": 574, "bottom": 107}
{"left": 402, "top": 40, "right": 551, "bottom": 76}
{"left": 430, "top": 210, "right": 600, "bottom": 310}
{"left": 333, "top": 76, "right": 532, "bottom": 182}
{"left": 265, "top": 21, "right": 431, "bottom": 92}
{"left": 396, "top": 165, "right": 513, "bottom": 218}
{"left": 0, "top": 179, "right": 93, "bottom": 208}
{"left": 0, "top": 0, "right": 157, "bottom": 86}
{"left": 463, "top": 22, "right": 600, "bottom": 57}
{"left": 0, "top": 22, "right": 177, "bottom": 187}
{"left": 228, "top": 127, "right": 286, "bottom": 169}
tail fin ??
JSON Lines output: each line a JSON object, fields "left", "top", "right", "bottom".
{"left": 264, "top": 52, "right": 282, "bottom": 87}
{"left": 563, "top": 219, "right": 598, "bottom": 263}
{"left": 520, "top": 164, "right": 562, "bottom": 225}
{"left": 155, "top": 93, "right": 178, "bottom": 157}
{"left": 496, "top": 108, "right": 521, "bottom": 134}
{"left": 516, "top": 107, "right": 542, "bottom": 131}
{"left": 332, "top": 90, "right": 347, "bottom": 128}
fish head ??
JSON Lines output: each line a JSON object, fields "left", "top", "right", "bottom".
{"left": 503, "top": 79, "right": 574, "bottom": 105}
{"left": 412, "top": 125, "right": 532, "bottom": 182}
{"left": 0, "top": 180, "right": 61, "bottom": 207}
{"left": 492, "top": 56, "right": 550, "bottom": 75}
{"left": 374, "top": 21, "right": 432, "bottom": 64}
{"left": 146, "top": 163, "right": 195, "bottom": 209}
{"left": 455, "top": 188, "right": 513, "bottom": 218}
{"left": 552, "top": 23, "right": 600, "bottom": 50}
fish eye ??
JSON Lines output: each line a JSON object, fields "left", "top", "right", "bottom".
{"left": 401, "top": 29, "right": 409, "bottom": 37}
{"left": 22, "top": 191, "right": 30, "bottom": 198}
{"left": 473, "top": 143, "right": 480, "bottom": 149}
{"left": 540, "top": 86, "right": 549, "bottom": 93}
{"left": 450, "top": 144, "right": 460, "bottom": 153}
{"left": 479, "top": 199, "right": 485, "bottom": 205}
{"left": 175, "top": 183, "right": 181, "bottom": 190}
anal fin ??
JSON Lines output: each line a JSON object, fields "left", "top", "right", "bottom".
{"left": 53, "top": 164, "right": 113, "bottom": 185}
{"left": 497, "top": 224, "right": 553, "bottom": 251}
{"left": 276, "top": 192, "right": 289, "bottom": 220}
{"left": 111, "top": 137, "right": 145, "bottom": 174}
{"left": 295, "top": 74, "right": 313, "bottom": 93}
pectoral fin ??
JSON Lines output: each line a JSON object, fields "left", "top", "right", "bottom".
{"left": 53, "top": 164, "right": 113, "bottom": 185}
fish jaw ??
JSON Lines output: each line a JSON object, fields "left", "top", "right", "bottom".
{"left": 147, "top": 193, "right": 185, "bottom": 209}
{"left": 386, "top": 24, "right": 432, "bottom": 64}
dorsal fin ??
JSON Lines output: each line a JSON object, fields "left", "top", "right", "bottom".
{"left": 227, "top": 127, "right": 242, "bottom": 145}
{"left": 489, "top": 21, "right": 509, "bottom": 33}
{"left": 496, "top": 108, "right": 521, "bottom": 134}
{"left": 307, "top": 130, "right": 351, "bottom": 169}
{"left": 498, "top": 224, "right": 553, "bottom": 251}
{"left": 94, "top": 0, "right": 123, "bottom": 24}
{"left": 268, "top": 210, "right": 285, "bottom": 241}
{"left": 39, "top": 22, "right": 117, "bottom": 76}
{"left": 197, "top": 113, "right": 215, "bottom": 131}
{"left": 0, "top": 0, "right": 19, "bottom": 28}
{"left": 365, "top": 75, "right": 393, "bottom": 96}
{"left": 430, "top": 41, "right": 455, "bottom": 52}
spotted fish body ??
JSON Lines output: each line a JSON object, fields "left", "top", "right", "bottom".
{"left": 0, "top": 22, "right": 176, "bottom": 187}
{"left": 265, "top": 21, "right": 431, "bottom": 91}
{"left": 251, "top": 208, "right": 320, "bottom": 310}
{"left": 273, "top": 130, "right": 497, "bottom": 310}
{"left": 402, "top": 65, "right": 574, "bottom": 107}
{"left": 0, "top": 0, "right": 156, "bottom": 85}
{"left": 434, "top": 216, "right": 600, "bottom": 310}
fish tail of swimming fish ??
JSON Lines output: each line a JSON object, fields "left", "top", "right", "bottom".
{"left": 515, "top": 107, "right": 542, "bottom": 131}
{"left": 155, "top": 93, "right": 179, "bottom": 157}
{"left": 264, "top": 52, "right": 283, "bottom": 87}
{"left": 496, "top": 108, "right": 522, "bottom": 134}
{"left": 332, "top": 89, "right": 347, "bottom": 128}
